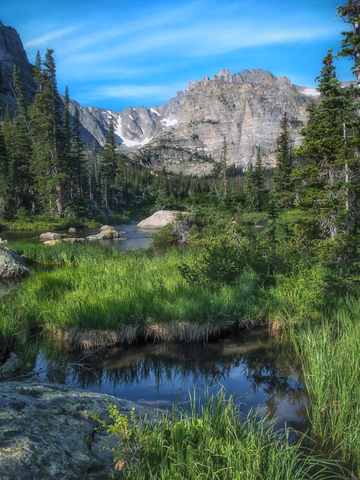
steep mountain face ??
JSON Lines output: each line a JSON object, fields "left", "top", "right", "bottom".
{"left": 0, "top": 20, "right": 36, "bottom": 116}
{"left": 73, "top": 68, "right": 320, "bottom": 175}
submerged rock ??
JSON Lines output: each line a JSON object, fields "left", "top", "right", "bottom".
{"left": 137, "top": 210, "right": 180, "bottom": 229}
{"left": 0, "top": 381, "right": 158, "bottom": 479}
{"left": 0, "top": 246, "right": 31, "bottom": 279}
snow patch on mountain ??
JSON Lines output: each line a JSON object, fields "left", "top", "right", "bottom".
{"left": 161, "top": 118, "right": 178, "bottom": 127}
{"left": 122, "top": 136, "right": 153, "bottom": 148}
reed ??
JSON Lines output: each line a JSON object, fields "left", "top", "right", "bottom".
{"left": 100, "top": 390, "right": 339, "bottom": 480}
{"left": 288, "top": 300, "right": 360, "bottom": 474}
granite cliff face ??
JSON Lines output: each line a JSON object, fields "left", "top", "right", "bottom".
{"left": 0, "top": 20, "right": 36, "bottom": 117}
{"left": 72, "top": 68, "right": 320, "bottom": 175}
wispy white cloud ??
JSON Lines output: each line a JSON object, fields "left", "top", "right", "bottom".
{"left": 25, "top": 26, "right": 78, "bottom": 47}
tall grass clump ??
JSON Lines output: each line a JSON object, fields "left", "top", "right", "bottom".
{"left": 289, "top": 300, "right": 360, "bottom": 474}
{"left": 96, "top": 391, "right": 336, "bottom": 480}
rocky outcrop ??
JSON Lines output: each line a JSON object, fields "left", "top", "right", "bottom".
{"left": 137, "top": 210, "right": 180, "bottom": 229}
{"left": 0, "top": 381, "right": 159, "bottom": 479}
{"left": 0, "top": 20, "right": 36, "bottom": 116}
{"left": 0, "top": 246, "right": 31, "bottom": 278}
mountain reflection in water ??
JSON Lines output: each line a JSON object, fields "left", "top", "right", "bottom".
{"left": 32, "top": 329, "right": 307, "bottom": 430}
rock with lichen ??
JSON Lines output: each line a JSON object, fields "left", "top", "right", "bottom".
{"left": 0, "top": 246, "right": 31, "bottom": 279}
{"left": 0, "top": 381, "right": 159, "bottom": 479}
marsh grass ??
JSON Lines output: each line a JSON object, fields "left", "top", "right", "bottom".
{"left": 0, "top": 243, "right": 260, "bottom": 351}
{"left": 288, "top": 303, "right": 360, "bottom": 475}
{"left": 100, "top": 390, "right": 340, "bottom": 480}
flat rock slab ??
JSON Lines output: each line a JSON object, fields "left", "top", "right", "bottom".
{"left": 137, "top": 210, "right": 180, "bottom": 229}
{"left": 0, "top": 381, "right": 159, "bottom": 479}
{"left": 0, "top": 247, "right": 31, "bottom": 279}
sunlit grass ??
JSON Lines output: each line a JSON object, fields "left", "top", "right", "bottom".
{"left": 101, "top": 390, "right": 339, "bottom": 480}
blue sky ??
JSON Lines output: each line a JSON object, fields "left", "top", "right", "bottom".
{"left": 1, "top": 0, "right": 354, "bottom": 111}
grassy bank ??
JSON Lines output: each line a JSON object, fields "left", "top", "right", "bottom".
{"left": 0, "top": 241, "right": 261, "bottom": 352}
{"left": 1, "top": 236, "right": 360, "bottom": 477}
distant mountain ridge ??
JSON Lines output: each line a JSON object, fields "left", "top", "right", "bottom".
{"left": 0, "top": 20, "right": 321, "bottom": 174}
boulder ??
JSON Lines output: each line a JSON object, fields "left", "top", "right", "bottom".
{"left": 100, "top": 225, "right": 116, "bottom": 232}
{"left": 137, "top": 210, "right": 180, "bottom": 229}
{"left": 0, "top": 381, "right": 159, "bottom": 479}
{"left": 0, "top": 246, "right": 31, "bottom": 278}
{"left": 0, "top": 237, "right": 7, "bottom": 244}
{"left": 99, "top": 229, "right": 119, "bottom": 239}
{"left": 39, "top": 232, "right": 69, "bottom": 241}
{"left": 87, "top": 229, "right": 120, "bottom": 240}
{"left": 68, "top": 227, "right": 77, "bottom": 233}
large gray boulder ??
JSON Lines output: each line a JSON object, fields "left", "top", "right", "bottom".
{"left": 0, "top": 246, "right": 31, "bottom": 278}
{"left": 137, "top": 210, "right": 180, "bottom": 229}
{"left": 0, "top": 381, "right": 159, "bottom": 479}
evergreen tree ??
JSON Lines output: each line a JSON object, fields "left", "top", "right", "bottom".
{"left": 100, "top": 120, "right": 117, "bottom": 208}
{"left": 71, "top": 105, "right": 86, "bottom": 199}
{"left": 245, "top": 163, "right": 257, "bottom": 210}
{"left": 0, "top": 122, "right": 10, "bottom": 217}
{"left": 273, "top": 112, "right": 295, "bottom": 209}
{"left": 294, "top": 49, "right": 360, "bottom": 239}
{"left": 220, "top": 136, "right": 228, "bottom": 196}
{"left": 114, "top": 153, "right": 125, "bottom": 203}
{"left": 33, "top": 51, "right": 43, "bottom": 92}
{"left": 63, "top": 86, "right": 72, "bottom": 199}
{"left": 337, "top": 0, "right": 360, "bottom": 86}
{"left": 155, "top": 166, "right": 169, "bottom": 209}
{"left": 253, "top": 146, "right": 267, "bottom": 210}
{"left": 11, "top": 66, "right": 33, "bottom": 213}
{"left": 28, "top": 49, "right": 68, "bottom": 214}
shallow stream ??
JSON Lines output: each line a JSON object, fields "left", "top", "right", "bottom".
{"left": 2, "top": 223, "right": 308, "bottom": 433}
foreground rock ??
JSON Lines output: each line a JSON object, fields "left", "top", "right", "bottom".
{"left": 0, "top": 247, "right": 31, "bottom": 279}
{"left": 137, "top": 210, "right": 180, "bottom": 229}
{"left": 0, "top": 381, "right": 159, "bottom": 479}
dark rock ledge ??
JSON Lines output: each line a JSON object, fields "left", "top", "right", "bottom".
{"left": 0, "top": 381, "right": 158, "bottom": 479}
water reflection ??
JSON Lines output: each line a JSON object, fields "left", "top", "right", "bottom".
{"left": 0, "top": 221, "right": 155, "bottom": 251}
{"left": 31, "top": 330, "right": 307, "bottom": 430}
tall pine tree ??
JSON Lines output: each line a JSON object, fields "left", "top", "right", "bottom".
{"left": 273, "top": 112, "right": 295, "bottom": 209}
{"left": 29, "top": 49, "right": 68, "bottom": 214}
